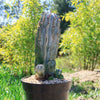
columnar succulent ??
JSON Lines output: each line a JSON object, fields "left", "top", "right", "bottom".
{"left": 35, "top": 12, "right": 61, "bottom": 80}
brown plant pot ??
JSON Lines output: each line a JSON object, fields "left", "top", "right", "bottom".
{"left": 21, "top": 77, "right": 72, "bottom": 100}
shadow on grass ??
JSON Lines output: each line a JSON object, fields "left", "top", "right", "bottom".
{"left": 70, "top": 84, "right": 88, "bottom": 94}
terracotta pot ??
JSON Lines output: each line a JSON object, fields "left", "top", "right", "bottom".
{"left": 21, "top": 77, "right": 72, "bottom": 100}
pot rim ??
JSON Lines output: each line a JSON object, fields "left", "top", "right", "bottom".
{"left": 21, "top": 76, "right": 72, "bottom": 85}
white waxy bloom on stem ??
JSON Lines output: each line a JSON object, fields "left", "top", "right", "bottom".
{"left": 35, "top": 64, "right": 45, "bottom": 76}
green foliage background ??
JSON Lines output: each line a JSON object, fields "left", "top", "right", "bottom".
{"left": 60, "top": 0, "right": 100, "bottom": 70}
{"left": 0, "top": 0, "right": 100, "bottom": 74}
{"left": 0, "top": 0, "right": 43, "bottom": 75}
{"left": 0, "top": 1, "right": 100, "bottom": 99}
{"left": 51, "top": 0, "right": 75, "bottom": 34}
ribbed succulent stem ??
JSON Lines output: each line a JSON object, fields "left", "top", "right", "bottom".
{"left": 35, "top": 12, "right": 61, "bottom": 79}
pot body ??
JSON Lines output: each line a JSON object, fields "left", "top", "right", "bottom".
{"left": 21, "top": 77, "right": 72, "bottom": 100}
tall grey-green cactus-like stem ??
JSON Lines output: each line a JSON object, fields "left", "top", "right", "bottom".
{"left": 35, "top": 12, "right": 61, "bottom": 78}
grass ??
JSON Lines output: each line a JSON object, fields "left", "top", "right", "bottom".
{"left": 56, "top": 56, "right": 75, "bottom": 73}
{"left": 69, "top": 78, "right": 100, "bottom": 100}
{"left": 0, "top": 57, "right": 100, "bottom": 100}
{"left": 0, "top": 65, "right": 25, "bottom": 100}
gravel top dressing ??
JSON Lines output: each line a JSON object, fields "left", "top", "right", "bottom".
{"left": 22, "top": 75, "right": 71, "bottom": 84}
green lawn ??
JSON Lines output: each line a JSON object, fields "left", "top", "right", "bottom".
{"left": 0, "top": 65, "right": 25, "bottom": 100}
{"left": 0, "top": 63, "right": 100, "bottom": 100}
{"left": 69, "top": 79, "right": 100, "bottom": 100}
{"left": 56, "top": 56, "right": 75, "bottom": 73}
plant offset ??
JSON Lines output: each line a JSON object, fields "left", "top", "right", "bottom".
{"left": 35, "top": 12, "right": 63, "bottom": 80}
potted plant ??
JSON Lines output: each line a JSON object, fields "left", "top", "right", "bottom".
{"left": 21, "top": 12, "right": 72, "bottom": 100}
